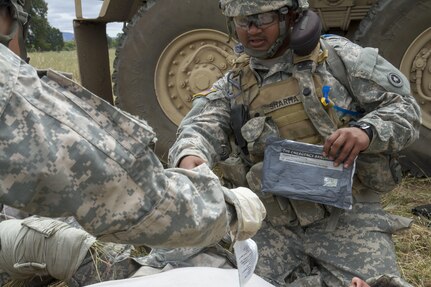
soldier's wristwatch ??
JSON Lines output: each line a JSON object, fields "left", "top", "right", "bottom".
{"left": 348, "top": 121, "right": 373, "bottom": 141}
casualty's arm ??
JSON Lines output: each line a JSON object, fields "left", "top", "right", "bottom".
{"left": 0, "top": 45, "right": 264, "bottom": 248}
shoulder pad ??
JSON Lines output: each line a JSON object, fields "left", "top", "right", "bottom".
{"left": 349, "top": 46, "right": 410, "bottom": 94}
{"left": 321, "top": 34, "right": 351, "bottom": 46}
{"left": 352, "top": 47, "right": 379, "bottom": 80}
{"left": 234, "top": 54, "right": 250, "bottom": 65}
{"left": 231, "top": 54, "right": 251, "bottom": 74}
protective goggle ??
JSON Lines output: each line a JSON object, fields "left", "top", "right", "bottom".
{"left": 233, "top": 11, "right": 279, "bottom": 30}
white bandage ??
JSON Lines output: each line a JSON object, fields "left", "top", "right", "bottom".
{"left": 223, "top": 187, "right": 266, "bottom": 241}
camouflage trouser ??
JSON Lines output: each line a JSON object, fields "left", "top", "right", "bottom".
{"left": 132, "top": 243, "right": 235, "bottom": 276}
{"left": 131, "top": 203, "right": 410, "bottom": 287}
{"left": 67, "top": 244, "right": 141, "bottom": 287}
{"left": 253, "top": 202, "right": 410, "bottom": 287}
{"left": 0, "top": 273, "right": 57, "bottom": 287}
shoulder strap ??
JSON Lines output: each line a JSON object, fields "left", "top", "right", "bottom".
{"left": 320, "top": 38, "right": 355, "bottom": 98}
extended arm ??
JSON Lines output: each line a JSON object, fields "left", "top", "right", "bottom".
{"left": 168, "top": 78, "right": 233, "bottom": 168}
{"left": 0, "top": 45, "right": 265, "bottom": 248}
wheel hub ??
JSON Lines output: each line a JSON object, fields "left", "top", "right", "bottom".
{"left": 400, "top": 27, "right": 431, "bottom": 129}
{"left": 155, "top": 29, "right": 236, "bottom": 126}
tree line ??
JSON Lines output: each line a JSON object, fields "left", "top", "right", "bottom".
{"left": 27, "top": 0, "right": 120, "bottom": 52}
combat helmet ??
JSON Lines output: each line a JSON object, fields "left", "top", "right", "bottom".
{"left": 219, "top": 0, "right": 309, "bottom": 59}
{"left": 219, "top": 0, "right": 309, "bottom": 17}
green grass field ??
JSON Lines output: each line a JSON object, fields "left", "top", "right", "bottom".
{"left": 28, "top": 49, "right": 116, "bottom": 84}
{"left": 25, "top": 50, "right": 431, "bottom": 287}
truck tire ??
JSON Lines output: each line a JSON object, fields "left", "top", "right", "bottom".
{"left": 113, "top": 0, "right": 233, "bottom": 163}
{"left": 354, "top": 0, "right": 431, "bottom": 177}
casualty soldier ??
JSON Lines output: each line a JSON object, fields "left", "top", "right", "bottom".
{"left": 0, "top": 0, "right": 266, "bottom": 248}
{"left": 168, "top": 0, "right": 421, "bottom": 286}
{"left": 0, "top": 0, "right": 266, "bottom": 285}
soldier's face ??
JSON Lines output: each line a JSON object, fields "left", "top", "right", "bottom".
{"left": 0, "top": 8, "right": 12, "bottom": 34}
{"left": 0, "top": 7, "right": 21, "bottom": 56}
{"left": 235, "top": 12, "right": 281, "bottom": 53}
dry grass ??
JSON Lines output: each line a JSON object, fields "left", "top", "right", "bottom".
{"left": 382, "top": 177, "right": 431, "bottom": 287}
{"left": 28, "top": 50, "right": 81, "bottom": 82}
{"left": 28, "top": 49, "right": 116, "bottom": 84}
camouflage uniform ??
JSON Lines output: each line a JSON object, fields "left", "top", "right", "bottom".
{"left": 168, "top": 12, "right": 420, "bottom": 287}
{"left": 0, "top": 2, "right": 266, "bottom": 286}
{"left": 366, "top": 274, "right": 413, "bottom": 287}
{"left": 0, "top": 43, "right": 268, "bottom": 249}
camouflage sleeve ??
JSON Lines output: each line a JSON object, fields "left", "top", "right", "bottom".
{"left": 0, "top": 45, "right": 231, "bottom": 248}
{"left": 328, "top": 36, "right": 421, "bottom": 153}
{"left": 168, "top": 76, "right": 233, "bottom": 167}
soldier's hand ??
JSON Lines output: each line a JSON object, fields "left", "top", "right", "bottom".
{"left": 349, "top": 277, "right": 370, "bottom": 287}
{"left": 178, "top": 155, "right": 206, "bottom": 169}
{"left": 323, "top": 127, "right": 370, "bottom": 168}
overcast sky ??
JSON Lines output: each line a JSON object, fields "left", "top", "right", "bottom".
{"left": 45, "top": 0, "right": 123, "bottom": 37}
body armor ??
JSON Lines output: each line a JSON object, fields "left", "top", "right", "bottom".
{"left": 222, "top": 40, "right": 401, "bottom": 226}
{"left": 225, "top": 43, "right": 334, "bottom": 226}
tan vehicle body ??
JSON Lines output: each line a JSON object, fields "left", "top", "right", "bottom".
{"left": 73, "top": 0, "right": 431, "bottom": 176}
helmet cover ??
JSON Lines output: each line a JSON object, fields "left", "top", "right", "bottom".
{"left": 219, "top": 0, "right": 309, "bottom": 17}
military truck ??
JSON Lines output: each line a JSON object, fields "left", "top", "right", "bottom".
{"left": 73, "top": 0, "right": 431, "bottom": 176}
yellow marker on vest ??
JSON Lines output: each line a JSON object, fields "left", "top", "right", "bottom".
{"left": 320, "top": 96, "right": 334, "bottom": 107}
{"left": 192, "top": 88, "right": 217, "bottom": 99}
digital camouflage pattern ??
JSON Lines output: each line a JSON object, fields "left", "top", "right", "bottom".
{"left": 0, "top": 43, "right": 265, "bottom": 249}
{"left": 219, "top": 0, "right": 309, "bottom": 17}
{"left": 252, "top": 204, "right": 412, "bottom": 286}
{"left": 67, "top": 241, "right": 140, "bottom": 287}
{"left": 168, "top": 34, "right": 420, "bottom": 286}
{"left": 366, "top": 274, "right": 413, "bottom": 287}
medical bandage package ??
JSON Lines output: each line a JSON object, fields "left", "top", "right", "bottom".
{"left": 262, "top": 138, "right": 354, "bottom": 210}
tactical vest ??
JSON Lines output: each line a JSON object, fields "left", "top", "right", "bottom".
{"left": 220, "top": 37, "right": 401, "bottom": 229}
{"left": 224, "top": 43, "right": 344, "bottom": 227}
{"left": 220, "top": 40, "right": 402, "bottom": 227}
{"left": 228, "top": 42, "right": 344, "bottom": 143}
